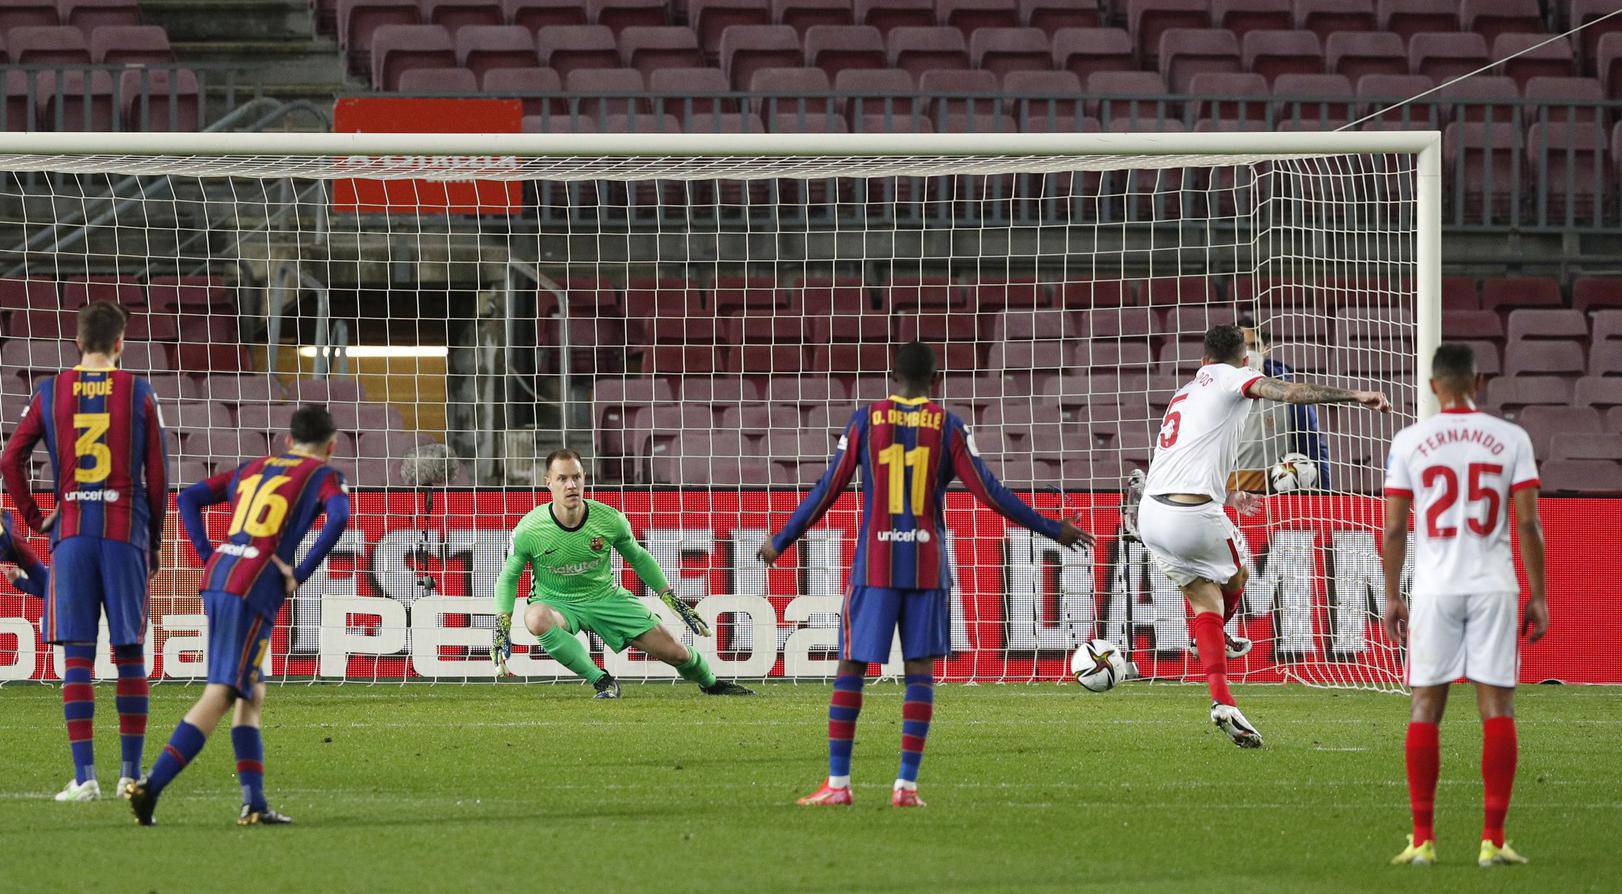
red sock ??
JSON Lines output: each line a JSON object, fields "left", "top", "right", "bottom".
{"left": 1482, "top": 716, "right": 1517, "bottom": 847}
{"left": 1405, "top": 721, "right": 1440, "bottom": 845}
{"left": 1221, "top": 588, "right": 1242, "bottom": 623}
{"left": 1190, "top": 613, "right": 1233, "bottom": 706}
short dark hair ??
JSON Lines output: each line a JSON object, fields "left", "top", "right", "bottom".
{"left": 77, "top": 301, "right": 127, "bottom": 354}
{"left": 1431, "top": 342, "right": 1477, "bottom": 386}
{"left": 1237, "top": 315, "right": 1270, "bottom": 348}
{"left": 289, "top": 404, "right": 337, "bottom": 446}
{"left": 1203, "top": 324, "right": 1246, "bottom": 364}
{"left": 544, "top": 448, "right": 583, "bottom": 473}
{"left": 892, "top": 340, "right": 937, "bottom": 387}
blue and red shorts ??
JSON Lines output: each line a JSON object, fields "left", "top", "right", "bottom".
{"left": 839, "top": 585, "right": 951, "bottom": 664}
{"left": 43, "top": 537, "right": 149, "bottom": 646}
{"left": 204, "top": 589, "right": 273, "bottom": 698}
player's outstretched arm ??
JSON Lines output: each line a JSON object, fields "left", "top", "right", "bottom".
{"left": 1248, "top": 377, "right": 1391, "bottom": 412}
{"left": 292, "top": 490, "right": 351, "bottom": 584}
{"left": 610, "top": 516, "right": 710, "bottom": 636}
{"left": 759, "top": 413, "right": 865, "bottom": 565}
{"left": 491, "top": 540, "right": 530, "bottom": 676}
{"left": 0, "top": 392, "right": 49, "bottom": 532}
{"left": 949, "top": 422, "right": 1091, "bottom": 550}
{"left": 1512, "top": 486, "right": 1549, "bottom": 642}
{"left": 1380, "top": 492, "right": 1412, "bottom": 643}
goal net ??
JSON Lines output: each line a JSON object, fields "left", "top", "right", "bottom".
{"left": 0, "top": 131, "right": 1438, "bottom": 690}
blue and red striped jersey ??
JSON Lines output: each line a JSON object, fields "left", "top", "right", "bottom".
{"left": 0, "top": 367, "right": 168, "bottom": 558}
{"left": 772, "top": 395, "right": 1063, "bottom": 589}
{"left": 179, "top": 451, "right": 350, "bottom": 616}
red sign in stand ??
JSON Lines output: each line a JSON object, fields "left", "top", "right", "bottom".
{"left": 330, "top": 98, "right": 524, "bottom": 215}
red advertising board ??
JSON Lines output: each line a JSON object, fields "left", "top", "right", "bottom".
{"left": 330, "top": 97, "right": 524, "bottom": 215}
{"left": 1, "top": 491, "right": 1617, "bottom": 684}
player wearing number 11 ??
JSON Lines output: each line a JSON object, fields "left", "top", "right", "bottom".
{"left": 129, "top": 406, "right": 352, "bottom": 827}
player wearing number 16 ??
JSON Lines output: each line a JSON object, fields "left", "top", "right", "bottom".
{"left": 760, "top": 342, "right": 1091, "bottom": 807}
{"left": 0, "top": 302, "right": 169, "bottom": 803}
{"left": 128, "top": 406, "right": 352, "bottom": 827}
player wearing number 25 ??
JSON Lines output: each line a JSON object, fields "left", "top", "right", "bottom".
{"left": 760, "top": 342, "right": 1090, "bottom": 808}
{"left": 128, "top": 405, "right": 352, "bottom": 827}
{"left": 0, "top": 302, "right": 169, "bottom": 803}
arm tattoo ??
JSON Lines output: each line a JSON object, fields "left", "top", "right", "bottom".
{"left": 1249, "top": 377, "right": 1360, "bottom": 405}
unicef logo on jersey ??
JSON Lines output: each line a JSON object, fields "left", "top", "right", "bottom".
{"left": 65, "top": 488, "right": 120, "bottom": 503}
{"left": 877, "top": 529, "right": 929, "bottom": 543}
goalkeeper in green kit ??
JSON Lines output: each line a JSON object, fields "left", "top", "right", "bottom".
{"left": 491, "top": 448, "right": 754, "bottom": 698}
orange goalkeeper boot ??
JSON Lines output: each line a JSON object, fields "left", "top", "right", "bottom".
{"left": 797, "top": 781, "right": 853, "bottom": 806}
{"left": 891, "top": 787, "right": 926, "bottom": 808}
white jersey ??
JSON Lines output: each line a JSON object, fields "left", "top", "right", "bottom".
{"left": 1384, "top": 409, "right": 1539, "bottom": 596}
{"left": 1145, "top": 363, "right": 1264, "bottom": 502}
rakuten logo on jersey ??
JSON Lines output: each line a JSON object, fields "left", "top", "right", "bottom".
{"left": 65, "top": 489, "right": 121, "bottom": 503}
{"left": 877, "top": 529, "right": 930, "bottom": 543}
{"left": 217, "top": 543, "right": 262, "bottom": 558}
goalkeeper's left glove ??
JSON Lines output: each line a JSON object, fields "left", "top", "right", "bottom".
{"left": 492, "top": 612, "right": 514, "bottom": 677}
{"left": 659, "top": 589, "right": 710, "bottom": 638}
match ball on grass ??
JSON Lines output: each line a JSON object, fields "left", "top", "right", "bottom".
{"left": 1070, "top": 639, "right": 1128, "bottom": 692}
{"left": 1267, "top": 452, "right": 1318, "bottom": 493}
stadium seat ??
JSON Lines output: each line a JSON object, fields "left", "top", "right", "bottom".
{"left": 535, "top": 24, "right": 618, "bottom": 78}
{"left": 0, "top": 4, "right": 59, "bottom": 33}
{"left": 805, "top": 24, "right": 887, "bottom": 77}
{"left": 1442, "top": 122, "right": 1524, "bottom": 224}
{"left": 1507, "top": 309, "right": 1587, "bottom": 345}
{"left": 1485, "top": 375, "right": 1571, "bottom": 414}
{"left": 1020, "top": 0, "right": 1100, "bottom": 31}
{"left": 854, "top": 0, "right": 934, "bottom": 34}
{"left": 1086, "top": 70, "right": 1172, "bottom": 122}
{"left": 1575, "top": 279, "right": 1622, "bottom": 313}
{"left": 1242, "top": 30, "right": 1322, "bottom": 83}
{"left": 887, "top": 26, "right": 969, "bottom": 77}
{"left": 1527, "top": 122, "right": 1609, "bottom": 223}
{"left": 1376, "top": 0, "right": 1457, "bottom": 39}
{"left": 1440, "top": 275, "right": 1479, "bottom": 310}
{"left": 59, "top": 0, "right": 142, "bottom": 31}
{"left": 338, "top": 0, "right": 419, "bottom": 53}
{"left": 1433, "top": 76, "right": 1518, "bottom": 124}
{"left": 883, "top": 274, "right": 958, "bottom": 310}
{"left": 1459, "top": 0, "right": 1543, "bottom": 46}
{"left": 481, "top": 67, "right": 562, "bottom": 115}
{"left": 1410, "top": 32, "right": 1490, "bottom": 82}
{"left": 1550, "top": 432, "right": 1622, "bottom": 463}
{"left": 683, "top": 110, "right": 767, "bottom": 132}
{"left": 773, "top": 0, "right": 853, "bottom": 35}
{"left": 1442, "top": 309, "right": 1504, "bottom": 341}
{"left": 504, "top": 0, "right": 586, "bottom": 32}
{"left": 1574, "top": 377, "right": 1622, "bottom": 410}
{"left": 7, "top": 26, "right": 90, "bottom": 64}
{"left": 919, "top": 68, "right": 999, "bottom": 119}
{"left": 119, "top": 67, "right": 199, "bottom": 131}
{"left": 1493, "top": 34, "right": 1577, "bottom": 88}
{"left": 836, "top": 68, "right": 917, "bottom": 121}
{"left": 454, "top": 25, "right": 536, "bottom": 80}
{"left": 32, "top": 70, "right": 114, "bottom": 131}
{"left": 1326, "top": 31, "right": 1406, "bottom": 81}
{"left": 691, "top": 0, "right": 774, "bottom": 53}
{"left": 1523, "top": 77, "right": 1606, "bottom": 125}
{"left": 370, "top": 25, "right": 455, "bottom": 91}
{"left": 1542, "top": 459, "right": 1622, "bottom": 493}
{"left": 940, "top": 0, "right": 1021, "bottom": 34}
{"left": 1213, "top": 0, "right": 1295, "bottom": 39}
{"left": 395, "top": 66, "right": 479, "bottom": 92}
{"left": 1480, "top": 276, "right": 1563, "bottom": 312}
{"left": 1159, "top": 29, "right": 1242, "bottom": 93}
{"left": 618, "top": 26, "right": 703, "bottom": 74}
{"left": 1295, "top": 0, "right": 1376, "bottom": 40}
{"left": 1272, "top": 73, "right": 1354, "bottom": 124}
{"left": 649, "top": 67, "right": 735, "bottom": 119}
{"left": 1128, "top": 0, "right": 1210, "bottom": 63}
{"left": 1505, "top": 341, "right": 1585, "bottom": 377}
{"left": 1188, "top": 72, "right": 1270, "bottom": 123}
{"left": 586, "top": 0, "right": 667, "bottom": 33}
{"left": 751, "top": 67, "right": 834, "bottom": 119}
{"left": 969, "top": 27, "right": 1050, "bottom": 76}
{"left": 88, "top": 25, "right": 172, "bottom": 64}
{"left": 422, "top": 0, "right": 502, "bottom": 33}
{"left": 1574, "top": 0, "right": 1622, "bottom": 75}
{"left": 719, "top": 24, "right": 801, "bottom": 88}
{"left": 1053, "top": 27, "right": 1134, "bottom": 82}
{"left": 1590, "top": 341, "right": 1622, "bottom": 377}
{"left": 1002, "top": 69, "right": 1080, "bottom": 123}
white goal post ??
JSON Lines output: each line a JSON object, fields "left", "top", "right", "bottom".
{"left": 0, "top": 130, "right": 1440, "bottom": 690}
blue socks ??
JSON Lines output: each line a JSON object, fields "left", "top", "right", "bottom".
{"left": 827, "top": 673, "right": 864, "bottom": 784}
{"left": 231, "top": 726, "right": 267, "bottom": 812}
{"left": 60, "top": 644, "right": 96, "bottom": 784}
{"left": 147, "top": 721, "right": 207, "bottom": 795}
{"left": 897, "top": 674, "right": 935, "bottom": 785}
{"left": 112, "top": 644, "right": 148, "bottom": 780}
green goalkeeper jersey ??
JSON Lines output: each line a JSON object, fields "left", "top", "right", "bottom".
{"left": 494, "top": 499, "right": 672, "bottom": 614}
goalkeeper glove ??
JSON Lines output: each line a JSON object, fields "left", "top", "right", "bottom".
{"left": 659, "top": 589, "right": 710, "bottom": 638}
{"left": 492, "top": 612, "right": 514, "bottom": 677}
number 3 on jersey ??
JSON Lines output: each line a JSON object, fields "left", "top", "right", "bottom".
{"left": 229, "top": 474, "right": 292, "bottom": 537}
{"left": 72, "top": 412, "right": 112, "bottom": 483}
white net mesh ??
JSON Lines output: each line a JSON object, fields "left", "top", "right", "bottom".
{"left": 0, "top": 137, "right": 1426, "bottom": 688}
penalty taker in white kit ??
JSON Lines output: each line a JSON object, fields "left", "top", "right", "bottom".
{"left": 1136, "top": 325, "right": 1391, "bottom": 747}
{"left": 1383, "top": 344, "right": 1548, "bottom": 868}
{"left": 490, "top": 448, "right": 754, "bottom": 697}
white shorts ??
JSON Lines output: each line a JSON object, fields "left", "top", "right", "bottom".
{"left": 1406, "top": 590, "right": 1519, "bottom": 688}
{"left": 1137, "top": 497, "right": 1247, "bottom": 588}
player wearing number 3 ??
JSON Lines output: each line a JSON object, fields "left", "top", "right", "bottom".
{"left": 1384, "top": 344, "right": 1547, "bottom": 868}
{"left": 1, "top": 302, "right": 169, "bottom": 803}
{"left": 129, "top": 406, "right": 352, "bottom": 826}
{"left": 1138, "top": 325, "right": 1390, "bottom": 748}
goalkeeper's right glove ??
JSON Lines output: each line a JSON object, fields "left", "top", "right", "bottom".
{"left": 492, "top": 612, "right": 514, "bottom": 677}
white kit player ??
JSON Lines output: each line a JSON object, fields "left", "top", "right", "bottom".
{"left": 1137, "top": 324, "right": 1391, "bottom": 747}
{"left": 1383, "top": 343, "right": 1548, "bottom": 868}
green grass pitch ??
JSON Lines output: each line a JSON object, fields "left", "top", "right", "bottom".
{"left": 1, "top": 683, "right": 1617, "bottom": 893}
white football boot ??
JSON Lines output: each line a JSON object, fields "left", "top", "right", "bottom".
{"left": 53, "top": 778, "right": 101, "bottom": 802}
{"left": 1210, "top": 702, "right": 1264, "bottom": 748}
{"left": 116, "top": 777, "right": 137, "bottom": 799}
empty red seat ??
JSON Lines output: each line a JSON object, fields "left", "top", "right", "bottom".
{"left": 59, "top": 0, "right": 141, "bottom": 31}
{"left": 1507, "top": 308, "right": 1587, "bottom": 343}
{"left": 1128, "top": 0, "right": 1209, "bottom": 62}
{"left": 1159, "top": 28, "right": 1241, "bottom": 93}
{"left": 1272, "top": 72, "right": 1353, "bottom": 123}
{"left": 33, "top": 70, "right": 114, "bottom": 131}
{"left": 1523, "top": 76, "right": 1606, "bottom": 125}
{"left": 719, "top": 24, "right": 801, "bottom": 88}
{"left": 396, "top": 66, "right": 479, "bottom": 91}
{"left": 919, "top": 68, "right": 999, "bottom": 118}
{"left": 1053, "top": 27, "right": 1134, "bottom": 81}
{"left": 1428, "top": 76, "right": 1516, "bottom": 127}
{"left": 504, "top": 0, "right": 586, "bottom": 32}
{"left": 1214, "top": 0, "right": 1294, "bottom": 39}
{"left": 1541, "top": 459, "right": 1622, "bottom": 494}
{"left": 1506, "top": 341, "right": 1585, "bottom": 378}
{"left": 1189, "top": 72, "right": 1270, "bottom": 122}
{"left": 1377, "top": 0, "right": 1457, "bottom": 38}
{"left": 940, "top": 0, "right": 1021, "bottom": 33}
{"left": 806, "top": 24, "right": 887, "bottom": 77}
{"left": 1575, "top": 377, "right": 1622, "bottom": 409}
{"left": 1550, "top": 432, "right": 1622, "bottom": 462}
{"left": 1086, "top": 70, "right": 1171, "bottom": 120}
{"left": 855, "top": 0, "right": 933, "bottom": 34}
{"left": 1443, "top": 122, "right": 1523, "bottom": 223}
{"left": 88, "top": 24, "right": 171, "bottom": 64}
{"left": 120, "top": 67, "right": 199, "bottom": 131}
{"left": 422, "top": 0, "right": 502, "bottom": 33}
{"left": 1528, "top": 122, "right": 1608, "bottom": 223}
{"left": 1591, "top": 341, "right": 1622, "bottom": 377}
{"left": 618, "top": 25, "right": 702, "bottom": 73}
{"left": 8, "top": 25, "right": 90, "bottom": 63}
{"left": 888, "top": 26, "right": 968, "bottom": 76}
{"left": 1004, "top": 69, "right": 1081, "bottom": 124}
{"left": 1460, "top": 0, "right": 1543, "bottom": 46}
{"left": 536, "top": 24, "right": 617, "bottom": 77}
{"left": 339, "top": 0, "right": 419, "bottom": 53}
{"left": 1493, "top": 33, "right": 1576, "bottom": 88}
{"left": 770, "top": 109, "right": 849, "bottom": 131}
{"left": 970, "top": 27, "right": 1050, "bottom": 75}
{"left": 1442, "top": 309, "right": 1503, "bottom": 340}
{"left": 483, "top": 66, "right": 562, "bottom": 114}
{"left": 649, "top": 66, "right": 735, "bottom": 118}
{"left": 1575, "top": 278, "right": 1622, "bottom": 313}
{"left": 371, "top": 24, "right": 454, "bottom": 90}
{"left": 691, "top": 0, "right": 773, "bottom": 53}
{"left": 1481, "top": 276, "right": 1562, "bottom": 312}
{"left": 1574, "top": 0, "right": 1622, "bottom": 76}
{"left": 1441, "top": 275, "right": 1479, "bottom": 310}
{"left": 586, "top": 0, "right": 666, "bottom": 33}
{"left": 1486, "top": 375, "right": 1572, "bottom": 412}
{"left": 1410, "top": 32, "right": 1490, "bottom": 82}
{"left": 1243, "top": 29, "right": 1321, "bottom": 83}
{"left": 565, "top": 67, "right": 645, "bottom": 116}
{"left": 0, "top": 4, "right": 59, "bottom": 32}
{"left": 773, "top": 0, "right": 853, "bottom": 34}
{"left": 837, "top": 68, "right": 918, "bottom": 121}
{"left": 1020, "top": 0, "right": 1100, "bottom": 31}
{"left": 1326, "top": 31, "right": 1405, "bottom": 80}
{"left": 455, "top": 25, "right": 536, "bottom": 80}
{"left": 1295, "top": 0, "right": 1376, "bottom": 40}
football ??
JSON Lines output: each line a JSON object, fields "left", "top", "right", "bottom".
{"left": 1070, "top": 639, "right": 1129, "bottom": 692}
{"left": 1268, "top": 452, "right": 1319, "bottom": 493}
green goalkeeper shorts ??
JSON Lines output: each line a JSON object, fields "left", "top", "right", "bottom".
{"left": 528, "top": 588, "right": 661, "bottom": 653}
